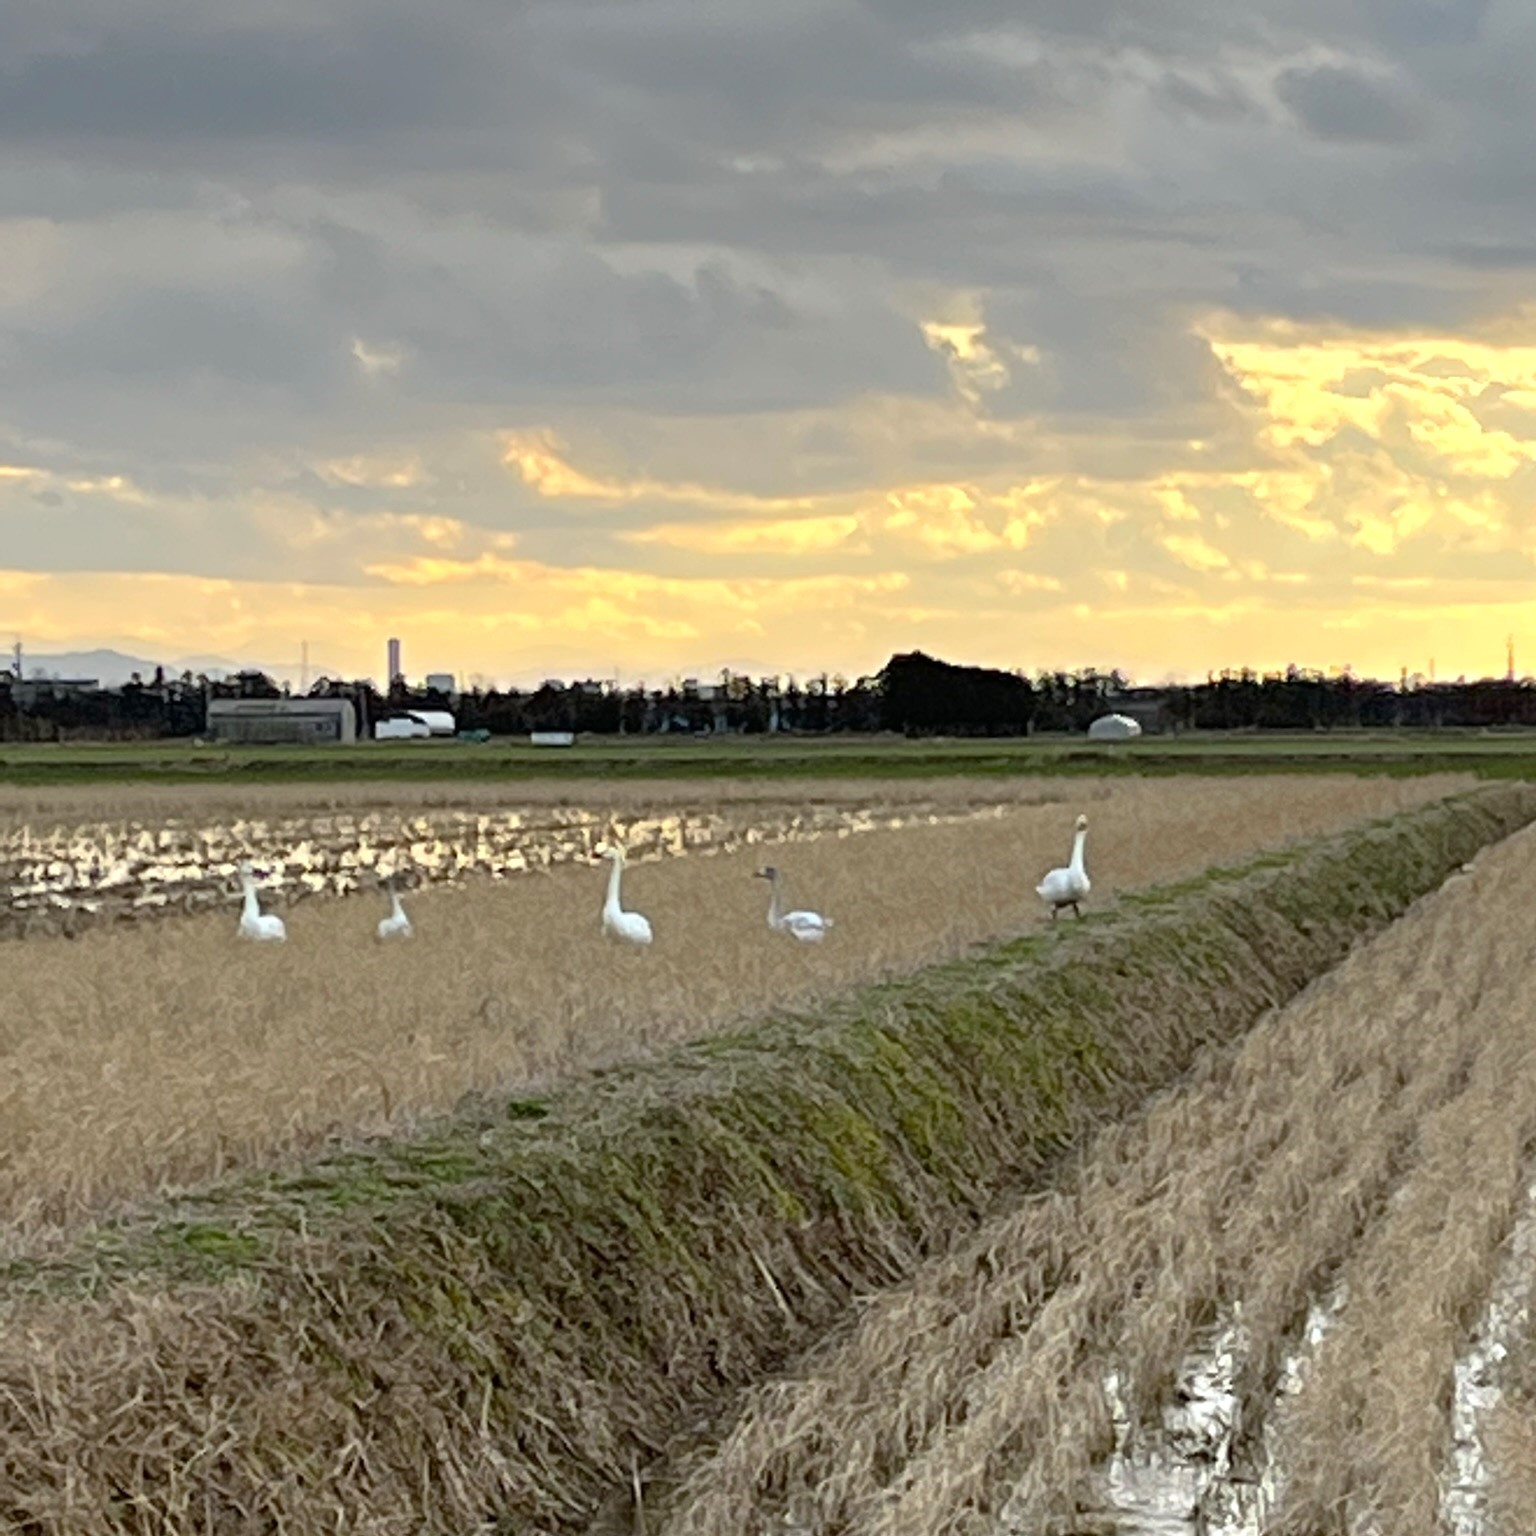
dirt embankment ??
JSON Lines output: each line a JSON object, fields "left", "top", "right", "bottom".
{"left": 0, "top": 785, "right": 1530, "bottom": 1535}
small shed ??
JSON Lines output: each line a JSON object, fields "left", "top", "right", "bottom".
{"left": 207, "top": 697, "right": 357, "bottom": 745}
{"left": 1087, "top": 713, "right": 1143, "bottom": 742}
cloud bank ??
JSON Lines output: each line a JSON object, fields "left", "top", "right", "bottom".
{"left": 3, "top": 0, "right": 1535, "bottom": 683}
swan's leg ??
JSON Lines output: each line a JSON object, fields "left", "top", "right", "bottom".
{"left": 1072, "top": 901, "right": 1083, "bottom": 919}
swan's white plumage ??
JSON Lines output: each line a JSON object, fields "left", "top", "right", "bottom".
{"left": 1036, "top": 814, "right": 1090, "bottom": 919}
{"left": 599, "top": 845, "right": 653, "bottom": 945}
{"left": 755, "top": 866, "right": 831, "bottom": 943}
{"left": 237, "top": 864, "right": 286, "bottom": 942}
{"left": 377, "top": 887, "right": 412, "bottom": 941}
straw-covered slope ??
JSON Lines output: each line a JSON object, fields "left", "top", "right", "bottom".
{"left": 3, "top": 784, "right": 1532, "bottom": 1535}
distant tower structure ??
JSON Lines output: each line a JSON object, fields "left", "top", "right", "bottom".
{"left": 387, "top": 636, "right": 402, "bottom": 685}
{"left": 1508, "top": 634, "right": 1516, "bottom": 683}
{"left": 300, "top": 639, "right": 310, "bottom": 694}
{"left": 10, "top": 638, "right": 19, "bottom": 680}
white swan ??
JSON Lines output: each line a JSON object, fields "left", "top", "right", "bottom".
{"left": 754, "top": 865, "right": 831, "bottom": 943}
{"left": 1036, "top": 813, "right": 1090, "bottom": 920}
{"left": 377, "top": 879, "right": 412, "bottom": 941}
{"left": 237, "top": 863, "right": 286, "bottom": 942}
{"left": 598, "top": 844, "right": 653, "bottom": 946}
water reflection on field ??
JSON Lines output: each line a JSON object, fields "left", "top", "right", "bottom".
{"left": 1, "top": 798, "right": 1012, "bottom": 938}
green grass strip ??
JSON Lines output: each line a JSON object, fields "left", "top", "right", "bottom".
{"left": 4, "top": 730, "right": 1536, "bottom": 784}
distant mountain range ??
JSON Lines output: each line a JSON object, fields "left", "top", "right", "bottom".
{"left": 11, "top": 648, "right": 342, "bottom": 690}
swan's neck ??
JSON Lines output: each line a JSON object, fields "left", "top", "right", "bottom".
{"left": 390, "top": 893, "right": 404, "bottom": 918}
{"left": 241, "top": 880, "right": 259, "bottom": 914}
{"left": 765, "top": 877, "right": 782, "bottom": 925}
{"left": 604, "top": 856, "right": 624, "bottom": 912}
{"left": 1068, "top": 829, "right": 1087, "bottom": 876}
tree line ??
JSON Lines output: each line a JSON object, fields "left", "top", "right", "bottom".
{"left": 5, "top": 650, "right": 1536, "bottom": 742}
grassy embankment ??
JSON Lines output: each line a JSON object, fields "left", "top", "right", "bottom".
{"left": 0, "top": 777, "right": 1458, "bottom": 1235}
{"left": 5, "top": 727, "right": 1536, "bottom": 785}
{"left": 1, "top": 785, "right": 1533, "bottom": 1534}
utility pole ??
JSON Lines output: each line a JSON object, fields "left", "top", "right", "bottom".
{"left": 300, "top": 639, "right": 310, "bottom": 694}
{"left": 1508, "top": 634, "right": 1516, "bottom": 683}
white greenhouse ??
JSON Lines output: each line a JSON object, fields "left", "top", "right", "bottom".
{"left": 1087, "top": 713, "right": 1143, "bottom": 741}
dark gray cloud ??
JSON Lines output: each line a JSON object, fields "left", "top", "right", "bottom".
{"left": 3, "top": 0, "right": 1536, "bottom": 574}
{"left": 1274, "top": 64, "right": 1424, "bottom": 142}
{"left": 0, "top": 17, "right": 469, "bottom": 142}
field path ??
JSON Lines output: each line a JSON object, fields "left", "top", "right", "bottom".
{"left": 655, "top": 815, "right": 1536, "bottom": 1536}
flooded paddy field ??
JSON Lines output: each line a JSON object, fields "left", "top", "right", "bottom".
{"left": 654, "top": 813, "right": 1536, "bottom": 1536}
{"left": 0, "top": 776, "right": 1071, "bottom": 939}
{"left": 0, "top": 793, "right": 1009, "bottom": 938}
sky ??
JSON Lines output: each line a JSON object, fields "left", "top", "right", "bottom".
{"left": 3, "top": 0, "right": 1536, "bottom": 688}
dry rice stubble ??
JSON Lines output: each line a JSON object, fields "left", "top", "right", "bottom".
{"left": 658, "top": 822, "right": 1536, "bottom": 1536}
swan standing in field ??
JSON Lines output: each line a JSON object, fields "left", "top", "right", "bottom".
{"left": 1037, "top": 813, "right": 1090, "bottom": 920}
{"left": 598, "top": 844, "right": 653, "bottom": 946}
{"left": 754, "top": 866, "right": 832, "bottom": 943}
{"left": 376, "top": 878, "right": 413, "bottom": 941}
{"left": 237, "top": 863, "right": 287, "bottom": 942}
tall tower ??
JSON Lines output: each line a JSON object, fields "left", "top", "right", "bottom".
{"left": 1508, "top": 634, "right": 1516, "bottom": 683}
{"left": 387, "top": 636, "right": 401, "bottom": 684}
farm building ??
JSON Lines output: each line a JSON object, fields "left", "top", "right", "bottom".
{"left": 1087, "top": 712, "right": 1143, "bottom": 741}
{"left": 375, "top": 716, "right": 430, "bottom": 740}
{"left": 374, "top": 710, "right": 456, "bottom": 740}
{"left": 206, "top": 697, "right": 357, "bottom": 745}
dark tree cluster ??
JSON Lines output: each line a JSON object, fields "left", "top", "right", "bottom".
{"left": 880, "top": 651, "right": 1037, "bottom": 735}
{"left": 7, "top": 653, "right": 1536, "bottom": 742}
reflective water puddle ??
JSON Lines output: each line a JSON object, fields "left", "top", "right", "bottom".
{"left": 0, "top": 800, "right": 1010, "bottom": 938}
{"left": 995, "top": 1293, "right": 1345, "bottom": 1536}
{"left": 1020, "top": 1174, "right": 1536, "bottom": 1536}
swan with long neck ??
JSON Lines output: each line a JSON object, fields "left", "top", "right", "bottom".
{"left": 1036, "top": 814, "right": 1090, "bottom": 920}
{"left": 377, "top": 878, "right": 412, "bottom": 941}
{"left": 599, "top": 844, "right": 653, "bottom": 945}
{"left": 754, "top": 866, "right": 831, "bottom": 942}
{"left": 237, "top": 862, "right": 286, "bottom": 942}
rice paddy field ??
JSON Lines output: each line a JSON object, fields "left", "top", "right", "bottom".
{"left": 5, "top": 765, "right": 1536, "bottom": 1533}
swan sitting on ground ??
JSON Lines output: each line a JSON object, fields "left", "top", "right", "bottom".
{"left": 237, "top": 863, "right": 286, "bottom": 942}
{"left": 1036, "top": 814, "right": 1090, "bottom": 920}
{"left": 754, "top": 866, "right": 832, "bottom": 943}
{"left": 377, "top": 878, "right": 412, "bottom": 941}
{"left": 598, "top": 844, "right": 653, "bottom": 946}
